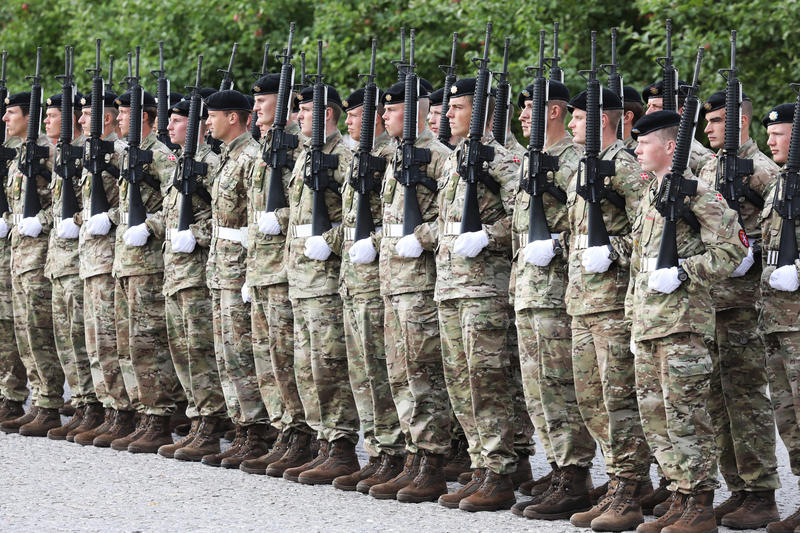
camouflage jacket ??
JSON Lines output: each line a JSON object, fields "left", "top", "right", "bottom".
{"left": 626, "top": 173, "right": 745, "bottom": 341}
{"left": 245, "top": 121, "right": 303, "bottom": 288}
{"left": 147, "top": 144, "right": 218, "bottom": 297}
{"left": 623, "top": 136, "right": 638, "bottom": 152}
{"left": 564, "top": 139, "right": 648, "bottom": 316}
{"left": 511, "top": 136, "right": 581, "bottom": 311}
{"left": 378, "top": 128, "right": 450, "bottom": 297}
{"left": 78, "top": 133, "right": 124, "bottom": 279}
{"left": 206, "top": 132, "right": 260, "bottom": 291}
{"left": 111, "top": 132, "right": 176, "bottom": 278}
{"left": 283, "top": 130, "right": 353, "bottom": 300}
{"left": 697, "top": 139, "right": 778, "bottom": 310}
{"left": 0, "top": 136, "right": 20, "bottom": 320}
{"left": 417, "top": 136, "right": 519, "bottom": 302}
{"left": 690, "top": 138, "right": 714, "bottom": 176}
{"left": 504, "top": 134, "right": 526, "bottom": 157}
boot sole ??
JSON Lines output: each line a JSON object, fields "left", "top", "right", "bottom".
{"left": 369, "top": 491, "right": 399, "bottom": 500}
{"left": 332, "top": 481, "right": 358, "bottom": 491}
{"left": 158, "top": 450, "right": 176, "bottom": 459}
{"left": 19, "top": 429, "right": 59, "bottom": 437}
{"left": 220, "top": 461, "right": 245, "bottom": 469}
{"left": 128, "top": 446, "right": 163, "bottom": 454}
{"left": 47, "top": 433, "right": 69, "bottom": 440}
{"left": 298, "top": 477, "right": 335, "bottom": 485}
{"left": 525, "top": 506, "right": 592, "bottom": 520}
{"left": 240, "top": 466, "right": 267, "bottom": 475}
{"left": 200, "top": 459, "right": 222, "bottom": 467}
{"left": 458, "top": 499, "right": 516, "bottom": 512}
{"left": 721, "top": 516, "right": 781, "bottom": 530}
{"left": 396, "top": 493, "right": 444, "bottom": 503}
{"left": 590, "top": 518, "right": 645, "bottom": 532}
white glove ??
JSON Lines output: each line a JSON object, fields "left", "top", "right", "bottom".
{"left": 648, "top": 267, "right": 682, "bottom": 294}
{"left": 304, "top": 235, "right": 332, "bottom": 261}
{"left": 630, "top": 337, "right": 638, "bottom": 356}
{"left": 523, "top": 239, "right": 556, "bottom": 266}
{"left": 730, "top": 246, "right": 754, "bottom": 278}
{"left": 123, "top": 223, "right": 150, "bottom": 247}
{"left": 18, "top": 216, "right": 42, "bottom": 238}
{"left": 57, "top": 218, "right": 80, "bottom": 239}
{"left": 395, "top": 234, "right": 423, "bottom": 258}
{"left": 241, "top": 283, "right": 251, "bottom": 303}
{"left": 349, "top": 238, "right": 377, "bottom": 264}
{"left": 258, "top": 211, "right": 281, "bottom": 235}
{"left": 86, "top": 212, "right": 111, "bottom": 236}
{"left": 0, "top": 218, "right": 9, "bottom": 239}
{"left": 581, "top": 245, "right": 614, "bottom": 273}
{"left": 171, "top": 229, "right": 197, "bottom": 254}
{"left": 240, "top": 227, "right": 249, "bottom": 249}
{"left": 453, "top": 230, "right": 489, "bottom": 258}
{"left": 769, "top": 265, "right": 800, "bottom": 292}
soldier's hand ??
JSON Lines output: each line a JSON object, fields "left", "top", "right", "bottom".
{"left": 57, "top": 218, "right": 80, "bottom": 240}
{"left": 258, "top": 211, "right": 282, "bottom": 235}
{"left": 730, "top": 246, "right": 754, "bottom": 278}
{"left": 453, "top": 230, "right": 489, "bottom": 258}
{"left": 304, "top": 235, "right": 332, "bottom": 261}
{"left": 523, "top": 239, "right": 556, "bottom": 266}
{"left": 395, "top": 234, "right": 423, "bottom": 258}
{"left": 349, "top": 238, "right": 377, "bottom": 264}
{"left": 0, "top": 218, "right": 8, "bottom": 239}
{"left": 171, "top": 229, "right": 197, "bottom": 254}
{"left": 581, "top": 245, "right": 614, "bottom": 273}
{"left": 241, "top": 283, "right": 251, "bottom": 303}
{"left": 18, "top": 216, "right": 43, "bottom": 238}
{"left": 769, "top": 265, "right": 800, "bottom": 292}
{"left": 648, "top": 267, "right": 682, "bottom": 294}
{"left": 86, "top": 212, "right": 112, "bottom": 236}
{"left": 123, "top": 223, "right": 150, "bottom": 247}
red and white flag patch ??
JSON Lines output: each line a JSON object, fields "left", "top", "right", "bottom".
{"left": 739, "top": 229, "right": 749, "bottom": 247}
{"left": 168, "top": 154, "right": 177, "bottom": 162}
{"left": 715, "top": 192, "right": 724, "bottom": 202}
{"left": 513, "top": 156, "right": 520, "bottom": 164}
{"left": 640, "top": 172, "right": 650, "bottom": 180}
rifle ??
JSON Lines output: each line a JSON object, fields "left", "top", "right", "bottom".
{"left": 249, "top": 41, "right": 270, "bottom": 141}
{"left": 491, "top": 37, "right": 511, "bottom": 146}
{"left": 21, "top": 47, "right": 52, "bottom": 219}
{"left": 105, "top": 55, "right": 114, "bottom": 92}
{"left": 547, "top": 22, "right": 564, "bottom": 84}
{"left": 392, "top": 28, "right": 407, "bottom": 83}
{"left": 304, "top": 40, "right": 339, "bottom": 237}
{"left": 297, "top": 52, "right": 307, "bottom": 91}
{"left": 657, "top": 19, "right": 679, "bottom": 112}
{"left": 520, "top": 31, "right": 565, "bottom": 248}
{"left": 0, "top": 50, "right": 14, "bottom": 216}
{"left": 438, "top": 32, "right": 458, "bottom": 149}
{"left": 264, "top": 22, "right": 299, "bottom": 213}
{"left": 602, "top": 28, "right": 624, "bottom": 140}
{"left": 772, "top": 84, "right": 800, "bottom": 269}
{"left": 218, "top": 43, "right": 238, "bottom": 91}
{"left": 575, "top": 31, "right": 620, "bottom": 249}
{"left": 394, "top": 29, "right": 433, "bottom": 235}
{"left": 152, "top": 41, "right": 179, "bottom": 151}
{"left": 120, "top": 47, "right": 154, "bottom": 228}
{"left": 654, "top": 48, "right": 704, "bottom": 272}
{"left": 350, "top": 38, "right": 387, "bottom": 241}
{"left": 120, "top": 52, "right": 132, "bottom": 91}
{"left": 55, "top": 45, "right": 83, "bottom": 222}
{"left": 85, "top": 39, "right": 118, "bottom": 216}
{"left": 456, "top": 22, "right": 498, "bottom": 234}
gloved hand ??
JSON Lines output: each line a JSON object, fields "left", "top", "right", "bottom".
{"left": 630, "top": 337, "right": 638, "bottom": 356}
{"left": 258, "top": 211, "right": 281, "bottom": 235}
{"left": 0, "top": 218, "right": 10, "bottom": 239}
{"left": 395, "top": 234, "right": 423, "bottom": 258}
{"left": 349, "top": 238, "right": 377, "bottom": 264}
{"left": 240, "top": 227, "right": 249, "bottom": 249}
{"left": 581, "top": 245, "right": 613, "bottom": 273}
{"left": 523, "top": 239, "right": 556, "bottom": 266}
{"left": 123, "top": 223, "right": 150, "bottom": 247}
{"left": 769, "top": 265, "right": 800, "bottom": 292}
{"left": 171, "top": 229, "right": 197, "bottom": 254}
{"left": 730, "top": 246, "right": 754, "bottom": 277}
{"left": 648, "top": 267, "right": 682, "bottom": 294}
{"left": 453, "top": 230, "right": 489, "bottom": 258}
{"left": 18, "top": 216, "right": 43, "bottom": 238}
{"left": 241, "top": 283, "right": 251, "bottom": 303}
{"left": 304, "top": 235, "right": 332, "bottom": 261}
{"left": 86, "top": 212, "right": 111, "bottom": 236}
{"left": 57, "top": 218, "right": 80, "bottom": 239}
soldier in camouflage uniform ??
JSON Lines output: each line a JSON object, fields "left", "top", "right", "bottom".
{"left": 628, "top": 111, "right": 746, "bottom": 533}
{"left": 621, "top": 86, "right": 644, "bottom": 152}
{"left": 696, "top": 90, "right": 781, "bottom": 529}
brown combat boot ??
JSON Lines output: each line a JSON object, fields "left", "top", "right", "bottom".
{"left": 283, "top": 440, "right": 329, "bottom": 482}
{"left": 0, "top": 406, "right": 37, "bottom": 433}
{"left": 713, "top": 490, "right": 745, "bottom": 524}
{"left": 73, "top": 408, "right": 113, "bottom": 446}
{"left": 240, "top": 429, "right": 292, "bottom": 474}
{"left": 158, "top": 418, "right": 200, "bottom": 458}
{"left": 662, "top": 491, "right": 716, "bottom": 533}
{"left": 512, "top": 466, "right": 562, "bottom": 516}
{"left": 444, "top": 437, "right": 471, "bottom": 482}
{"left": 65, "top": 403, "right": 105, "bottom": 442}
{"left": 642, "top": 477, "right": 672, "bottom": 515}
{"left": 591, "top": 480, "right": 611, "bottom": 505}
{"left": 92, "top": 410, "right": 136, "bottom": 447}
{"left": 128, "top": 415, "right": 173, "bottom": 453}
{"left": 524, "top": 465, "right": 592, "bottom": 520}
{"left": 170, "top": 400, "right": 190, "bottom": 436}
{"left": 636, "top": 492, "right": 687, "bottom": 533}
{"left": 459, "top": 469, "right": 516, "bottom": 512}
{"left": 511, "top": 454, "right": 533, "bottom": 489}
{"left": 299, "top": 438, "right": 360, "bottom": 485}
{"left": 110, "top": 413, "right": 149, "bottom": 451}
{"left": 653, "top": 491, "right": 677, "bottom": 518}
{"left": 174, "top": 416, "right": 226, "bottom": 462}
{"left": 220, "top": 423, "right": 275, "bottom": 469}
{"left": 0, "top": 399, "right": 25, "bottom": 422}
{"left": 369, "top": 453, "right": 421, "bottom": 500}
{"left": 201, "top": 424, "right": 246, "bottom": 467}
{"left": 590, "top": 477, "right": 647, "bottom": 532}
{"left": 357, "top": 452, "right": 405, "bottom": 494}
{"left": 767, "top": 505, "right": 800, "bottom": 533}
{"left": 439, "top": 468, "right": 485, "bottom": 509}
{"left": 59, "top": 399, "right": 76, "bottom": 417}
{"left": 47, "top": 405, "right": 85, "bottom": 440}
{"left": 19, "top": 407, "right": 62, "bottom": 437}
{"left": 520, "top": 466, "right": 555, "bottom": 497}
{"left": 396, "top": 451, "right": 447, "bottom": 503}
{"left": 332, "top": 454, "right": 380, "bottom": 491}
{"left": 265, "top": 430, "right": 314, "bottom": 477}
{"left": 571, "top": 477, "right": 620, "bottom": 527}
{"left": 720, "top": 490, "right": 780, "bottom": 529}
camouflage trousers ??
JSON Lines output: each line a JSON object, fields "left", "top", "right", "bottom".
{"left": 52, "top": 274, "right": 97, "bottom": 407}
{"left": 508, "top": 323, "right": 537, "bottom": 458}
{"left": 251, "top": 284, "right": 285, "bottom": 429}
{"left": 210, "top": 288, "right": 267, "bottom": 426}
{"left": 84, "top": 274, "right": 130, "bottom": 411}
{"left": 764, "top": 331, "right": 800, "bottom": 489}
{"left": 518, "top": 307, "right": 595, "bottom": 468}
{"left": 384, "top": 291, "right": 451, "bottom": 455}
{"left": 708, "top": 306, "right": 780, "bottom": 491}
{"left": 439, "top": 296, "right": 516, "bottom": 474}
{"left": 166, "top": 286, "right": 225, "bottom": 418}
{"left": 343, "top": 291, "right": 404, "bottom": 457}
{"left": 572, "top": 310, "right": 650, "bottom": 480}
{"left": 0, "top": 318, "right": 27, "bottom": 403}
{"left": 12, "top": 268, "right": 63, "bottom": 409}
{"left": 635, "top": 332, "right": 719, "bottom": 494}
{"left": 292, "top": 294, "right": 359, "bottom": 444}
{"left": 115, "top": 275, "right": 181, "bottom": 416}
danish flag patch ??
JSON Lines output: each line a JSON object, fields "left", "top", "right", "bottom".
{"left": 640, "top": 172, "right": 650, "bottom": 180}
{"left": 513, "top": 156, "right": 520, "bottom": 164}
{"left": 168, "top": 154, "right": 177, "bottom": 162}
{"left": 715, "top": 193, "right": 724, "bottom": 202}
{"left": 739, "top": 229, "right": 749, "bottom": 247}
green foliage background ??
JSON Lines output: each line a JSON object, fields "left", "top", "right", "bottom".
{"left": 2, "top": 0, "right": 799, "bottom": 147}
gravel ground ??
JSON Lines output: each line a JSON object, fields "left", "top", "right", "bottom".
{"left": 0, "top": 419, "right": 798, "bottom": 533}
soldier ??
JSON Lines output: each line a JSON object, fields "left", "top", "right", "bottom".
{"left": 696, "top": 90, "right": 781, "bottom": 528}
{"left": 202, "top": 89, "right": 272, "bottom": 469}
{"left": 621, "top": 86, "right": 644, "bottom": 151}
{"left": 628, "top": 110, "right": 746, "bottom": 533}
{"left": 427, "top": 87, "right": 459, "bottom": 147}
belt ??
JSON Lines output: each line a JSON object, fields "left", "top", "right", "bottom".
{"left": 119, "top": 210, "right": 154, "bottom": 221}
{"left": 165, "top": 228, "right": 178, "bottom": 241}
{"left": 289, "top": 222, "right": 341, "bottom": 239}
{"left": 382, "top": 224, "right": 405, "bottom": 238}
{"left": 572, "top": 234, "right": 619, "bottom": 250}
{"left": 517, "top": 233, "right": 561, "bottom": 250}
{"left": 213, "top": 225, "right": 245, "bottom": 243}
{"left": 640, "top": 257, "right": 686, "bottom": 273}
{"left": 11, "top": 214, "right": 23, "bottom": 224}
{"left": 443, "top": 221, "right": 465, "bottom": 236}
{"left": 766, "top": 250, "right": 800, "bottom": 266}
{"left": 343, "top": 226, "right": 382, "bottom": 242}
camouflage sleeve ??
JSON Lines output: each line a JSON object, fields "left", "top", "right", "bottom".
{"left": 145, "top": 207, "right": 166, "bottom": 240}
{"left": 414, "top": 148, "right": 448, "bottom": 251}
{"left": 323, "top": 223, "right": 343, "bottom": 255}
{"left": 414, "top": 216, "right": 439, "bottom": 250}
{"left": 36, "top": 146, "right": 55, "bottom": 231}
{"left": 484, "top": 148, "right": 518, "bottom": 251}
{"left": 624, "top": 206, "right": 645, "bottom": 320}
{"left": 108, "top": 205, "right": 120, "bottom": 226}
{"left": 682, "top": 190, "right": 746, "bottom": 282}
{"left": 609, "top": 157, "right": 647, "bottom": 267}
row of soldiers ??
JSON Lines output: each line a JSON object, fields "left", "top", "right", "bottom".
{"left": 1, "top": 24, "right": 800, "bottom": 533}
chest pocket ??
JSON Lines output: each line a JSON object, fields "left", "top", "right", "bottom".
{"left": 12, "top": 174, "right": 22, "bottom": 200}
{"left": 382, "top": 176, "right": 397, "bottom": 204}
{"left": 290, "top": 174, "right": 303, "bottom": 205}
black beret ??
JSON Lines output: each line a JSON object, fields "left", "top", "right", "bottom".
{"left": 449, "top": 78, "right": 477, "bottom": 99}
{"left": 169, "top": 99, "right": 191, "bottom": 117}
{"left": 245, "top": 94, "right": 255, "bottom": 109}
{"left": 517, "top": 81, "right": 571, "bottom": 109}
{"left": 623, "top": 85, "right": 643, "bottom": 107}
{"left": 641, "top": 80, "right": 688, "bottom": 103}
{"left": 568, "top": 88, "right": 623, "bottom": 112}
{"left": 428, "top": 87, "right": 444, "bottom": 106}
{"left": 382, "top": 79, "right": 429, "bottom": 105}
{"left": 762, "top": 103, "right": 795, "bottom": 128}
{"left": 46, "top": 91, "right": 83, "bottom": 110}
{"left": 291, "top": 94, "right": 300, "bottom": 113}
{"left": 115, "top": 90, "right": 157, "bottom": 108}
{"left": 702, "top": 90, "right": 751, "bottom": 115}
{"left": 4, "top": 91, "right": 31, "bottom": 108}
{"left": 80, "top": 90, "right": 118, "bottom": 108}
{"left": 419, "top": 78, "right": 433, "bottom": 98}
{"left": 154, "top": 91, "right": 183, "bottom": 107}
{"left": 343, "top": 88, "right": 365, "bottom": 112}
{"left": 204, "top": 89, "right": 251, "bottom": 112}
{"left": 296, "top": 84, "right": 343, "bottom": 109}
{"left": 198, "top": 87, "right": 217, "bottom": 100}
{"left": 252, "top": 73, "right": 281, "bottom": 95}
{"left": 631, "top": 110, "right": 681, "bottom": 140}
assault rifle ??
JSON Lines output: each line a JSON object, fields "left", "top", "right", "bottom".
{"left": 437, "top": 32, "right": 458, "bottom": 149}
{"left": 392, "top": 28, "right": 407, "bottom": 83}
{"left": 772, "top": 85, "right": 800, "bottom": 269}
{"left": 250, "top": 41, "right": 270, "bottom": 141}
{"left": 547, "top": 23, "right": 564, "bottom": 84}
{"left": 152, "top": 41, "right": 179, "bottom": 151}
{"left": 21, "top": 47, "right": 52, "bottom": 218}
{"left": 602, "top": 28, "right": 624, "bottom": 140}
{"left": 491, "top": 37, "right": 511, "bottom": 145}
{"left": 55, "top": 45, "right": 83, "bottom": 221}
{"left": 657, "top": 19, "right": 679, "bottom": 112}
{"left": 85, "top": 39, "right": 118, "bottom": 216}
{"left": 0, "top": 51, "right": 14, "bottom": 216}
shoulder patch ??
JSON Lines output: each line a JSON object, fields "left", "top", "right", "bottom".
{"left": 715, "top": 192, "right": 724, "bottom": 202}
{"left": 739, "top": 229, "right": 749, "bottom": 247}
{"left": 512, "top": 155, "right": 520, "bottom": 164}
{"left": 640, "top": 172, "right": 650, "bottom": 180}
{"left": 168, "top": 154, "right": 177, "bottom": 162}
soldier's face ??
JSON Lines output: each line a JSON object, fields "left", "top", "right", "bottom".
{"left": 345, "top": 107, "right": 363, "bottom": 142}
{"left": 117, "top": 107, "right": 131, "bottom": 137}
{"left": 168, "top": 114, "right": 188, "bottom": 147}
{"left": 446, "top": 96, "right": 471, "bottom": 138}
{"left": 78, "top": 108, "right": 92, "bottom": 136}
{"left": 255, "top": 94, "right": 277, "bottom": 128}
{"left": 44, "top": 108, "right": 61, "bottom": 139}
{"left": 568, "top": 109, "right": 587, "bottom": 145}
{"left": 206, "top": 110, "right": 229, "bottom": 141}
{"left": 635, "top": 132, "right": 673, "bottom": 176}
{"left": 519, "top": 101, "right": 533, "bottom": 138}
{"left": 3, "top": 106, "right": 29, "bottom": 138}
{"left": 382, "top": 103, "right": 404, "bottom": 138}
{"left": 297, "top": 102, "right": 314, "bottom": 138}
{"left": 646, "top": 97, "right": 663, "bottom": 114}
{"left": 703, "top": 108, "right": 725, "bottom": 149}
{"left": 767, "top": 122, "right": 792, "bottom": 164}
{"left": 427, "top": 105, "right": 442, "bottom": 135}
